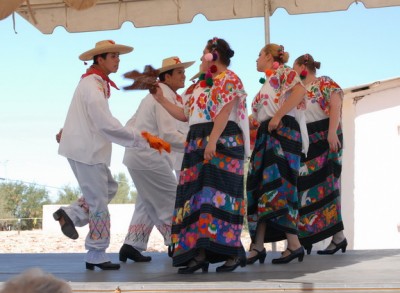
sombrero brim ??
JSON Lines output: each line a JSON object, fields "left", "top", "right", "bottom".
{"left": 79, "top": 45, "right": 133, "bottom": 61}
{"left": 157, "top": 61, "right": 195, "bottom": 74}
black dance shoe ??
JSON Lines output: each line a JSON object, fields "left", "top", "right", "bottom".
{"left": 53, "top": 209, "right": 79, "bottom": 240}
{"left": 86, "top": 261, "right": 120, "bottom": 270}
{"left": 304, "top": 245, "right": 313, "bottom": 255}
{"left": 272, "top": 247, "right": 305, "bottom": 264}
{"left": 177, "top": 259, "right": 209, "bottom": 274}
{"left": 216, "top": 258, "right": 246, "bottom": 273}
{"left": 317, "top": 238, "right": 348, "bottom": 255}
{"left": 246, "top": 248, "right": 267, "bottom": 265}
{"left": 119, "top": 244, "right": 152, "bottom": 262}
{"left": 168, "top": 245, "right": 174, "bottom": 258}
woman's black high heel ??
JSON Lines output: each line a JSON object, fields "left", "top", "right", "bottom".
{"left": 168, "top": 245, "right": 174, "bottom": 258}
{"left": 85, "top": 261, "right": 120, "bottom": 270}
{"left": 304, "top": 245, "right": 313, "bottom": 255}
{"left": 246, "top": 248, "right": 267, "bottom": 265}
{"left": 317, "top": 238, "right": 348, "bottom": 255}
{"left": 272, "top": 246, "right": 305, "bottom": 264}
{"left": 178, "top": 259, "right": 209, "bottom": 274}
{"left": 216, "top": 257, "right": 246, "bottom": 273}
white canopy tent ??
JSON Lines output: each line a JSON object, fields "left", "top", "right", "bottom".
{"left": 7, "top": 0, "right": 400, "bottom": 41}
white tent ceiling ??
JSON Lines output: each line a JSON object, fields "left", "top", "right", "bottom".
{"left": 11, "top": 0, "right": 400, "bottom": 41}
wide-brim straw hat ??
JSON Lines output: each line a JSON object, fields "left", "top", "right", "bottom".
{"left": 157, "top": 56, "right": 195, "bottom": 74}
{"left": 79, "top": 40, "right": 133, "bottom": 61}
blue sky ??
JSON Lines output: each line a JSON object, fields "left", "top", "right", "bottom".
{"left": 1, "top": 3, "right": 399, "bottom": 198}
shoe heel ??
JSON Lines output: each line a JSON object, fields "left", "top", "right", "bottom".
{"left": 342, "top": 246, "right": 347, "bottom": 253}
{"left": 298, "top": 253, "right": 304, "bottom": 262}
{"left": 202, "top": 263, "right": 209, "bottom": 272}
{"left": 119, "top": 255, "right": 127, "bottom": 262}
{"left": 259, "top": 254, "right": 266, "bottom": 264}
{"left": 86, "top": 263, "right": 95, "bottom": 270}
{"left": 305, "top": 246, "right": 312, "bottom": 255}
{"left": 53, "top": 210, "right": 61, "bottom": 221}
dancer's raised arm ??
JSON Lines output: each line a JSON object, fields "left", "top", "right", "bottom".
{"left": 152, "top": 86, "right": 187, "bottom": 122}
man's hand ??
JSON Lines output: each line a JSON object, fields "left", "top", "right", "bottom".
{"left": 56, "top": 129, "right": 63, "bottom": 143}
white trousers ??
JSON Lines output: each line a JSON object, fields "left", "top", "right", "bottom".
{"left": 63, "top": 159, "right": 118, "bottom": 263}
{"left": 124, "top": 164, "right": 177, "bottom": 251}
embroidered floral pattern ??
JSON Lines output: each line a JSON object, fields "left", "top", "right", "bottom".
{"left": 173, "top": 216, "right": 244, "bottom": 253}
{"left": 251, "top": 92, "right": 270, "bottom": 113}
{"left": 251, "top": 65, "right": 304, "bottom": 117}
{"left": 185, "top": 70, "right": 247, "bottom": 123}
{"left": 171, "top": 122, "right": 246, "bottom": 265}
{"left": 297, "top": 115, "right": 344, "bottom": 246}
{"left": 306, "top": 76, "right": 343, "bottom": 116}
{"left": 247, "top": 118, "right": 302, "bottom": 241}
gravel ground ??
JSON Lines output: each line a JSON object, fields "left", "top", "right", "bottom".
{"left": 0, "top": 230, "right": 285, "bottom": 253}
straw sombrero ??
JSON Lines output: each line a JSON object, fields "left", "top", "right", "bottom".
{"left": 157, "top": 56, "right": 195, "bottom": 74}
{"left": 79, "top": 40, "right": 133, "bottom": 61}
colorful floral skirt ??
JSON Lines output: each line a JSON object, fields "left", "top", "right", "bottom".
{"left": 171, "top": 121, "right": 246, "bottom": 267}
{"left": 298, "top": 118, "right": 344, "bottom": 247}
{"left": 247, "top": 116, "right": 302, "bottom": 243}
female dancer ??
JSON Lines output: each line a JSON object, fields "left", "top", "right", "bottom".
{"left": 247, "top": 44, "right": 308, "bottom": 265}
{"left": 152, "top": 37, "right": 250, "bottom": 273}
{"left": 293, "top": 54, "right": 346, "bottom": 255}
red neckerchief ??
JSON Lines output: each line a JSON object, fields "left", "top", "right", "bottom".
{"left": 81, "top": 65, "right": 119, "bottom": 98}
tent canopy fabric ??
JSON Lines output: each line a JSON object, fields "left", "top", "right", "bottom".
{"left": 0, "top": 0, "right": 24, "bottom": 20}
{"left": 13, "top": 0, "right": 400, "bottom": 37}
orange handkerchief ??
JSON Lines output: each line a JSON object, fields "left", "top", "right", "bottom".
{"left": 141, "top": 131, "right": 171, "bottom": 154}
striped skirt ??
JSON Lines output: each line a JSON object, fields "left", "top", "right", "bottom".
{"left": 247, "top": 116, "right": 302, "bottom": 243}
{"left": 297, "top": 118, "right": 344, "bottom": 247}
{"left": 171, "top": 121, "right": 246, "bottom": 267}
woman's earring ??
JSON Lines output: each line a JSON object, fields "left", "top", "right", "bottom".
{"left": 300, "top": 70, "right": 308, "bottom": 80}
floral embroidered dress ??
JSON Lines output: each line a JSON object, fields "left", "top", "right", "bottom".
{"left": 297, "top": 76, "right": 344, "bottom": 249}
{"left": 171, "top": 69, "right": 250, "bottom": 267}
{"left": 247, "top": 65, "right": 305, "bottom": 243}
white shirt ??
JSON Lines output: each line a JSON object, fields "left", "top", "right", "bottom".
{"left": 58, "top": 74, "right": 140, "bottom": 166}
{"left": 123, "top": 83, "right": 186, "bottom": 170}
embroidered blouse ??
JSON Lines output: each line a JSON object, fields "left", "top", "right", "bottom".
{"left": 304, "top": 76, "right": 344, "bottom": 123}
{"left": 251, "top": 65, "right": 304, "bottom": 121}
{"left": 184, "top": 69, "right": 250, "bottom": 157}
{"left": 250, "top": 64, "right": 309, "bottom": 155}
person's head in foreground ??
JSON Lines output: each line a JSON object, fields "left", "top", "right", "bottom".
{"left": 0, "top": 268, "right": 72, "bottom": 293}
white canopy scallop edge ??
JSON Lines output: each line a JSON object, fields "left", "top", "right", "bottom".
{"left": 12, "top": 0, "right": 400, "bottom": 40}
